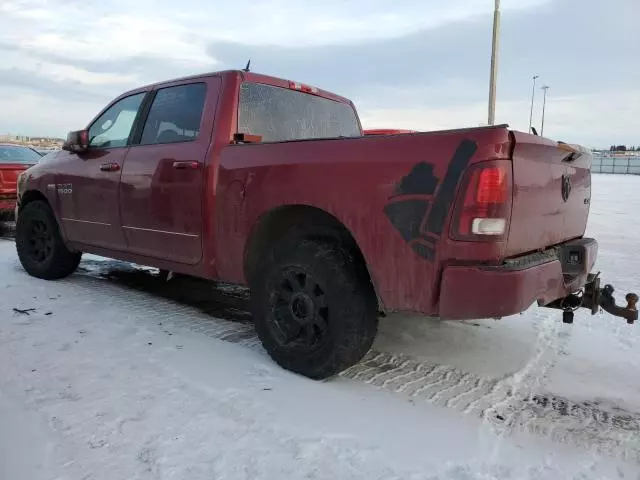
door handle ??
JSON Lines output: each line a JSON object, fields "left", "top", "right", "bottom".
{"left": 99, "top": 163, "right": 120, "bottom": 172}
{"left": 172, "top": 161, "right": 200, "bottom": 170}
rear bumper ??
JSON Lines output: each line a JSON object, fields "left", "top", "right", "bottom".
{"left": 439, "top": 238, "right": 598, "bottom": 320}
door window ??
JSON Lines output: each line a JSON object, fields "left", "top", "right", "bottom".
{"left": 88, "top": 93, "right": 146, "bottom": 149}
{"left": 140, "top": 83, "right": 207, "bottom": 145}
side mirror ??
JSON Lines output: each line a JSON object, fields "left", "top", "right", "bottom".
{"left": 62, "top": 130, "right": 89, "bottom": 153}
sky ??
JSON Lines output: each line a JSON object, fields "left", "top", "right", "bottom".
{"left": 0, "top": 0, "right": 638, "bottom": 148}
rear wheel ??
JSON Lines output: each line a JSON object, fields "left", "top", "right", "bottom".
{"left": 250, "top": 237, "right": 377, "bottom": 379}
{"left": 16, "top": 201, "right": 81, "bottom": 280}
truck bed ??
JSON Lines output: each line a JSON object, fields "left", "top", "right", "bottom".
{"left": 216, "top": 124, "right": 592, "bottom": 316}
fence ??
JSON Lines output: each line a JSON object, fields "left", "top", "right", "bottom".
{"left": 591, "top": 154, "right": 640, "bottom": 175}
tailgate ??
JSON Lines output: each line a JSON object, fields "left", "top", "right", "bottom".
{"left": 505, "top": 131, "right": 592, "bottom": 257}
{"left": 0, "top": 164, "right": 32, "bottom": 195}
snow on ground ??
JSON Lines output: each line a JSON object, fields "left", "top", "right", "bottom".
{"left": 1, "top": 174, "right": 640, "bottom": 479}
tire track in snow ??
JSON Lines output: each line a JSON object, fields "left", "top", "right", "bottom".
{"left": 15, "top": 254, "right": 640, "bottom": 463}
{"left": 342, "top": 347, "right": 640, "bottom": 463}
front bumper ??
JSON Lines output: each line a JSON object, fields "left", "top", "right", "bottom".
{"left": 439, "top": 238, "right": 598, "bottom": 320}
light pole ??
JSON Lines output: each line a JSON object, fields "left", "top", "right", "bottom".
{"left": 528, "top": 75, "right": 539, "bottom": 133}
{"left": 487, "top": 0, "right": 501, "bottom": 125}
{"left": 540, "top": 85, "right": 550, "bottom": 137}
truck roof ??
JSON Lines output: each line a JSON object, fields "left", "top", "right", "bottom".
{"left": 122, "top": 70, "right": 353, "bottom": 106}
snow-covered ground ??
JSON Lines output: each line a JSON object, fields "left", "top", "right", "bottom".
{"left": 1, "top": 175, "right": 639, "bottom": 479}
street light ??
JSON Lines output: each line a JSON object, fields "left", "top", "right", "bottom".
{"left": 487, "top": 0, "right": 501, "bottom": 125}
{"left": 529, "top": 75, "right": 539, "bottom": 133}
{"left": 540, "top": 85, "right": 550, "bottom": 137}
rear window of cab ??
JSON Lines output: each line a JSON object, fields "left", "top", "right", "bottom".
{"left": 238, "top": 82, "right": 361, "bottom": 143}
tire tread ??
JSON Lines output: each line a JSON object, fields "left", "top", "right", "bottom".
{"left": 251, "top": 236, "right": 377, "bottom": 379}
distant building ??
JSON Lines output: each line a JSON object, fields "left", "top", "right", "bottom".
{"left": 0, "top": 133, "right": 64, "bottom": 149}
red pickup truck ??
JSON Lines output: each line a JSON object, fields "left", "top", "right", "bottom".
{"left": 14, "top": 70, "right": 638, "bottom": 379}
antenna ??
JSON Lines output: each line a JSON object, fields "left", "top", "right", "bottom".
{"left": 243, "top": 59, "right": 251, "bottom": 72}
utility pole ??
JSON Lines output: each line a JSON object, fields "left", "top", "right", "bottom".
{"left": 487, "top": 0, "right": 501, "bottom": 125}
{"left": 540, "top": 85, "right": 550, "bottom": 137}
{"left": 528, "top": 75, "right": 539, "bottom": 133}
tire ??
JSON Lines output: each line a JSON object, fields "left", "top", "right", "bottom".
{"left": 250, "top": 237, "right": 378, "bottom": 379}
{"left": 16, "top": 200, "right": 81, "bottom": 280}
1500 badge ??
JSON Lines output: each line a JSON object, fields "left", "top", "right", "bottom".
{"left": 56, "top": 184, "right": 73, "bottom": 195}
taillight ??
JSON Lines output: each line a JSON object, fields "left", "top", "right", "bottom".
{"left": 450, "top": 160, "right": 513, "bottom": 241}
{"left": 476, "top": 167, "right": 507, "bottom": 204}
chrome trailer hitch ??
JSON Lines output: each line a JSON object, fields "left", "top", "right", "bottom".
{"left": 545, "top": 273, "right": 639, "bottom": 325}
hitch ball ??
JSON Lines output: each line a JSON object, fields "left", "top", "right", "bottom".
{"left": 562, "top": 311, "right": 574, "bottom": 324}
{"left": 625, "top": 293, "right": 639, "bottom": 324}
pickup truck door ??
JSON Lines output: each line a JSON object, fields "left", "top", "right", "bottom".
{"left": 119, "top": 77, "right": 221, "bottom": 264}
{"left": 55, "top": 92, "right": 147, "bottom": 250}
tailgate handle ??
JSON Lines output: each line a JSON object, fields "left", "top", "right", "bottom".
{"left": 172, "top": 161, "right": 200, "bottom": 170}
{"left": 557, "top": 142, "right": 583, "bottom": 162}
{"left": 562, "top": 152, "right": 581, "bottom": 162}
{"left": 99, "top": 163, "right": 120, "bottom": 172}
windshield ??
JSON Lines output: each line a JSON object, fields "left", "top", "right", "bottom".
{"left": 0, "top": 145, "right": 42, "bottom": 164}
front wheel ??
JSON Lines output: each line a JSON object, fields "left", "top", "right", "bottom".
{"left": 16, "top": 201, "right": 81, "bottom": 280}
{"left": 250, "top": 237, "right": 378, "bottom": 379}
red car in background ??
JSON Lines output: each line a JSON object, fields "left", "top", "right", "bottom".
{"left": 0, "top": 144, "right": 41, "bottom": 220}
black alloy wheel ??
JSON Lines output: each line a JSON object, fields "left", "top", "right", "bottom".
{"left": 270, "top": 267, "right": 329, "bottom": 350}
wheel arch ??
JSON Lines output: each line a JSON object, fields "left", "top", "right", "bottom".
{"left": 18, "top": 189, "right": 69, "bottom": 243}
{"left": 14, "top": 190, "right": 81, "bottom": 280}
{"left": 243, "top": 204, "right": 382, "bottom": 311}
{"left": 19, "top": 189, "right": 50, "bottom": 211}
